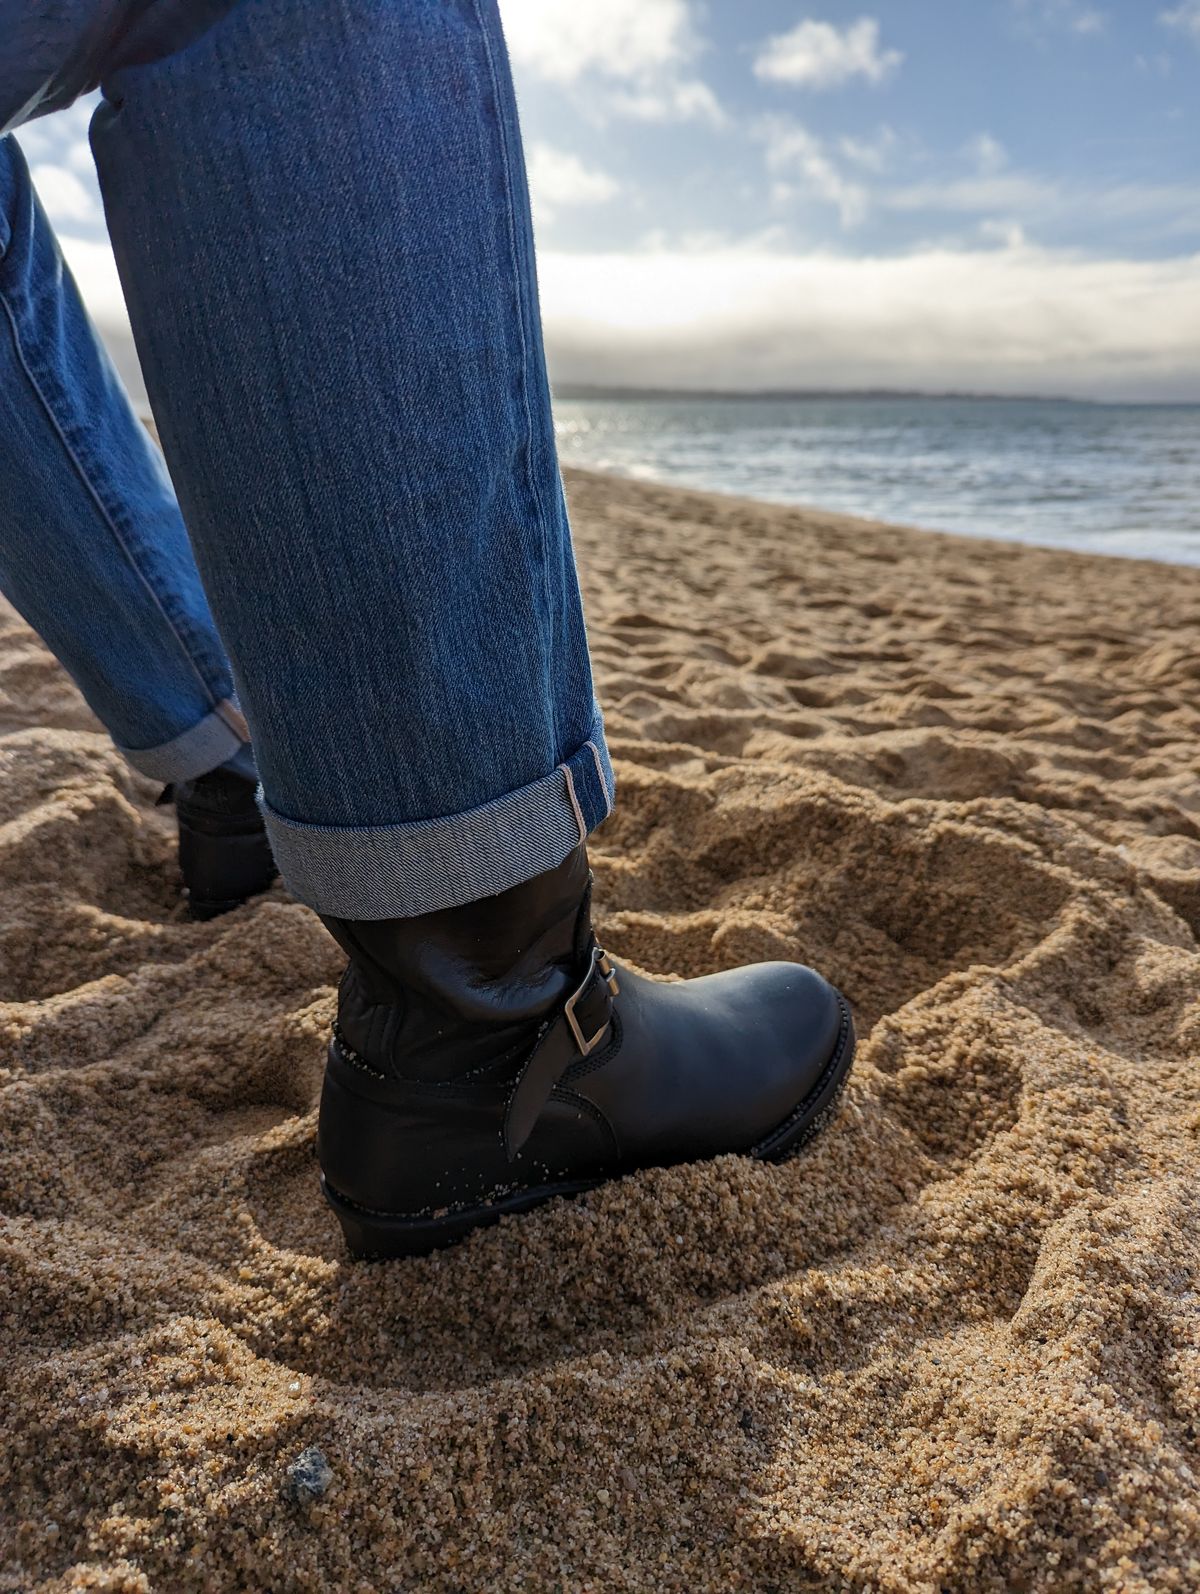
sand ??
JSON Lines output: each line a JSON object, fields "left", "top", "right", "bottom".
{"left": 2, "top": 466, "right": 1199, "bottom": 1592}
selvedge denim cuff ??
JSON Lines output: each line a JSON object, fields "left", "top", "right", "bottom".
{"left": 260, "top": 714, "right": 616, "bottom": 920}
{"left": 117, "top": 697, "right": 248, "bottom": 782}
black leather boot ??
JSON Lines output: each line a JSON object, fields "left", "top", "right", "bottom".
{"left": 163, "top": 767, "right": 278, "bottom": 920}
{"left": 317, "top": 847, "right": 855, "bottom": 1257}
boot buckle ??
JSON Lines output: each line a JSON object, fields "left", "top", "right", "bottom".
{"left": 564, "top": 945, "right": 617, "bottom": 1056}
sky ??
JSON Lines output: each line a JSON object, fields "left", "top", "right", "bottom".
{"left": 13, "top": 0, "right": 1200, "bottom": 402}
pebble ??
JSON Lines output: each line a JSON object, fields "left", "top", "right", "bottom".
{"left": 283, "top": 1447, "right": 334, "bottom": 1506}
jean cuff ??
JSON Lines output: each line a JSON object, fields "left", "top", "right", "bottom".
{"left": 117, "top": 698, "right": 249, "bottom": 783}
{"left": 260, "top": 714, "right": 616, "bottom": 919}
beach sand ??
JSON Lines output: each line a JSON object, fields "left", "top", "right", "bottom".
{"left": 2, "top": 467, "right": 1199, "bottom": 1592}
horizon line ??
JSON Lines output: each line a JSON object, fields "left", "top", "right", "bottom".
{"left": 551, "top": 383, "right": 1200, "bottom": 407}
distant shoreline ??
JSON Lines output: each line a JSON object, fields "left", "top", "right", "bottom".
{"left": 552, "top": 384, "right": 1199, "bottom": 408}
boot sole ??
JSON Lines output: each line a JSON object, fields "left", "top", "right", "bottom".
{"left": 323, "top": 996, "right": 856, "bottom": 1260}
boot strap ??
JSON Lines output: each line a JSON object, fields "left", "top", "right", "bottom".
{"left": 503, "top": 942, "right": 619, "bottom": 1160}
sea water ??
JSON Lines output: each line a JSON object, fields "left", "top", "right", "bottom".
{"left": 552, "top": 394, "right": 1200, "bottom": 566}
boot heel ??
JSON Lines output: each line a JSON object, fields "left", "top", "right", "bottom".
{"left": 320, "top": 1172, "right": 601, "bottom": 1260}
{"left": 320, "top": 1178, "right": 391, "bottom": 1258}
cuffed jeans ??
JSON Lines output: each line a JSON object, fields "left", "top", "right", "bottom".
{"left": 0, "top": 135, "right": 251, "bottom": 780}
{"left": 0, "top": 0, "right": 614, "bottom": 917}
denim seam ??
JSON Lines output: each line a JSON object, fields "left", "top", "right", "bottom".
{"left": 561, "top": 761, "right": 587, "bottom": 844}
{"left": 585, "top": 739, "right": 613, "bottom": 815}
{"left": 0, "top": 283, "right": 225, "bottom": 720}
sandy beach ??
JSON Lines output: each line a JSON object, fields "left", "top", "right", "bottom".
{"left": 2, "top": 465, "right": 1199, "bottom": 1592}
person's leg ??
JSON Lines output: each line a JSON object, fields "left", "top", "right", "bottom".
{"left": 0, "top": 132, "right": 246, "bottom": 782}
{"left": 90, "top": 0, "right": 614, "bottom": 920}
{"left": 0, "top": 130, "right": 275, "bottom": 914}
{"left": 53, "top": 0, "right": 851, "bottom": 1251}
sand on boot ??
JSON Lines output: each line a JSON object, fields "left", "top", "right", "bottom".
{"left": 2, "top": 468, "right": 1199, "bottom": 1592}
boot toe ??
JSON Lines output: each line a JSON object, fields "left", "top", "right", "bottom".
{"left": 573, "top": 958, "right": 854, "bottom": 1164}
{"left": 756, "top": 960, "right": 844, "bottom": 1081}
{"left": 738, "top": 962, "right": 854, "bottom": 1159}
{"left": 706, "top": 959, "right": 850, "bottom": 1144}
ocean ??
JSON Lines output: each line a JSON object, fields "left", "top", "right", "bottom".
{"left": 552, "top": 394, "right": 1200, "bottom": 566}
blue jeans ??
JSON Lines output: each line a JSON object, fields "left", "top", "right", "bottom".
{"left": 0, "top": 136, "right": 250, "bottom": 779}
{"left": 0, "top": 0, "right": 614, "bottom": 917}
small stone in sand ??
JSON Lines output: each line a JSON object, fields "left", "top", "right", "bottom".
{"left": 283, "top": 1447, "right": 333, "bottom": 1506}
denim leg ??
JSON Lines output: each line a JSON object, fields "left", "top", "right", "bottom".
{"left": 0, "top": 1, "right": 240, "bottom": 134}
{"left": 88, "top": 0, "right": 614, "bottom": 918}
{"left": 0, "top": 133, "right": 248, "bottom": 781}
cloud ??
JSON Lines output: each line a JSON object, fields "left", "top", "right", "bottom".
{"left": 536, "top": 239, "right": 1200, "bottom": 401}
{"left": 16, "top": 96, "right": 108, "bottom": 238}
{"left": 754, "top": 17, "right": 902, "bottom": 90}
{"left": 53, "top": 234, "right": 145, "bottom": 405}
{"left": 1160, "top": 0, "right": 1200, "bottom": 42}
{"left": 527, "top": 143, "right": 620, "bottom": 225}
{"left": 48, "top": 140, "right": 1200, "bottom": 421}
{"left": 748, "top": 114, "right": 1198, "bottom": 248}
{"left": 978, "top": 220, "right": 1029, "bottom": 249}
{"left": 877, "top": 135, "right": 1200, "bottom": 243}
{"left": 758, "top": 119, "right": 869, "bottom": 227}
{"left": 13, "top": 97, "right": 94, "bottom": 164}
{"left": 886, "top": 173, "right": 1056, "bottom": 215}
{"left": 499, "top": 0, "right": 723, "bottom": 124}
{"left": 57, "top": 235, "right": 125, "bottom": 325}
{"left": 838, "top": 126, "right": 899, "bottom": 173}
{"left": 884, "top": 172, "right": 1200, "bottom": 245}
{"left": 59, "top": 226, "right": 1200, "bottom": 421}
{"left": 1011, "top": 0, "right": 1107, "bottom": 36}
{"left": 607, "top": 79, "right": 723, "bottom": 124}
{"left": 15, "top": 96, "right": 110, "bottom": 243}
{"left": 29, "top": 164, "right": 98, "bottom": 224}
{"left": 964, "top": 134, "right": 1009, "bottom": 176}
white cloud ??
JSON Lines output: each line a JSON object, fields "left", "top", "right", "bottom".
{"left": 979, "top": 220, "right": 1029, "bottom": 249}
{"left": 16, "top": 97, "right": 107, "bottom": 237}
{"left": 1160, "top": 0, "right": 1200, "bottom": 42}
{"left": 499, "top": 0, "right": 723, "bottom": 123}
{"left": 13, "top": 98, "right": 95, "bottom": 164}
{"left": 501, "top": 0, "right": 685, "bottom": 81}
{"left": 759, "top": 120, "right": 869, "bottom": 227}
{"left": 838, "top": 126, "right": 899, "bottom": 173}
{"left": 751, "top": 120, "right": 1195, "bottom": 244}
{"left": 754, "top": 17, "right": 902, "bottom": 90}
{"left": 52, "top": 234, "right": 144, "bottom": 406}
{"left": 884, "top": 172, "right": 1200, "bottom": 245}
{"left": 527, "top": 143, "right": 620, "bottom": 225}
{"left": 608, "top": 79, "right": 723, "bottom": 124}
{"left": 537, "top": 240, "right": 1200, "bottom": 400}
{"left": 887, "top": 173, "right": 1056, "bottom": 214}
{"left": 58, "top": 235, "right": 126, "bottom": 325}
{"left": 30, "top": 164, "right": 100, "bottom": 225}
{"left": 58, "top": 226, "right": 1200, "bottom": 421}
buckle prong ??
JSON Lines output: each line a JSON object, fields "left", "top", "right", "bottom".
{"left": 598, "top": 950, "right": 620, "bottom": 997}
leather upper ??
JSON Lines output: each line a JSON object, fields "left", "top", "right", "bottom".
{"left": 566, "top": 960, "right": 843, "bottom": 1162}
{"left": 317, "top": 847, "right": 849, "bottom": 1220}
{"left": 322, "top": 846, "right": 592, "bottom": 1083}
